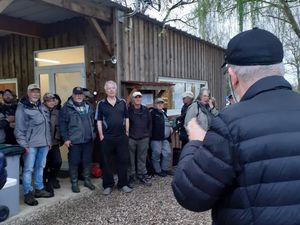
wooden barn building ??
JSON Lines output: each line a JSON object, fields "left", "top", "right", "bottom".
{"left": 0, "top": 0, "right": 225, "bottom": 165}
{"left": 0, "top": 0, "right": 225, "bottom": 110}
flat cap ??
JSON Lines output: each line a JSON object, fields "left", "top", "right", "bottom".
{"left": 224, "top": 28, "right": 283, "bottom": 66}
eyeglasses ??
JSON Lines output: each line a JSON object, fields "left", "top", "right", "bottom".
{"left": 134, "top": 96, "right": 142, "bottom": 99}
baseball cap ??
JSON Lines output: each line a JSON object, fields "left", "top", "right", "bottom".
{"left": 132, "top": 91, "right": 142, "bottom": 98}
{"left": 223, "top": 28, "right": 283, "bottom": 67}
{"left": 27, "top": 83, "right": 40, "bottom": 91}
{"left": 182, "top": 91, "right": 194, "bottom": 99}
{"left": 155, "top": 98, "right": 164, "bottom": 104}
{"left": 43, "top": 92, "right": 55, "bottom": 102}
{"left": 72, "top": 87, "right": 83, "bottom": 95}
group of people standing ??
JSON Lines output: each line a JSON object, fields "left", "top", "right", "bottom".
{"left": 2, "top": 79, "right": 184, "bottom": 206}
{"left": 0, "top": 77, "right": 220, "bottom": 206}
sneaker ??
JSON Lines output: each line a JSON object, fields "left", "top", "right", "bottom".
{"left": 103, "top": 187, "right": 112, "bottom": 196}
{"left": 34, "top": 188, "right": 53, "bottom": 198}
{"left": 138, "top": 176, "right": 152, "bottom": 186}
{"left": 156, "top": 171, "right": 167, "bottom": 177}
{"left": 144, "top": 174, "right": 153, "bottom": 180}
{"left": 24, "top": 192, "right": 38, "bottom": 206}
{"left": 128, "top": 175, "right": 136, "bottom": 188}
{"left": 120, "top": 185, "right": 132, "bottom": 193}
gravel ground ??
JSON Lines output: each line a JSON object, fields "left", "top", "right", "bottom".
{"left": 4, "top": 176, "right": 211, "bottom": 225}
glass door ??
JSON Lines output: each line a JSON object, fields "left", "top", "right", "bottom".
{"left": 34, "top": 47, "right": 86, "bottom": 170}
{"left": 35, "top": 65, "right": 86, "bottom": 104}
{"left": 55, "top": 72, "right": 82, "bottom": 104}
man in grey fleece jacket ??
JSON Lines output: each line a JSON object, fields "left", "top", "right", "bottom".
{"left": 15, "top": 84, "right": 52, "bottom": 206}
{"left": 184, "top": 88, "right": 218, "bottom": 131}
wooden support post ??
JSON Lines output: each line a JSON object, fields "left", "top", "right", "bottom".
{"left": 88, "top": 17, "right": 113, "bottom": 57}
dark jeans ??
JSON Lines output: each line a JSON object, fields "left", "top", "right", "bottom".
{"left": 101, "top": 135, "right": 129, "bottom": 189}
{"left": 68, "top": 141, "right": 93, "bottom": 178}
{"left": 44, "top": 145, "right": 62, "bottom": 183}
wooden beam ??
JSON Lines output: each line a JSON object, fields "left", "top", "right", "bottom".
{"left": 88, "top": 17, "right": 113, "bottom": 56}
{"left": 0, "top": 15, "right": 44, "bottom": 37}
{"left": 40, "top": 0, "right": 112, "bottom": 23}
{"left": 0, "top": 0, "right": 14, "bottom": 13}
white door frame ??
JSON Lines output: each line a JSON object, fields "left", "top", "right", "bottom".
{"left": 34, "top": 63, "right": 86, "bottom": 93}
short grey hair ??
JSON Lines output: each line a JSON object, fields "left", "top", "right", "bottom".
{"left": 229, "top": 63, "right": 285, "bottom": 83}
{"left": 197, "top": 88, "right": 210, "bottom": 100}
{"left": 104, "top": 80, "right": 117, "bottom": 90}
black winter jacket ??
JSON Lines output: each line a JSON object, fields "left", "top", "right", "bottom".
{"left": 59, "top": 98, "right": 96, "bottom": 144}
{"left": 150, "top": 108, "right": 168, "bottom": 141}
{"left": 128, "top": 104, "right": 151, "bottom": 140}
{"left": 172, "top": 76, "right": 300, "bottom": 225}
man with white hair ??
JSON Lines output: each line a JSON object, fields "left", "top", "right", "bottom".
{"left": 175, "top": 91, "right": 194, "bottom": 147}
{"left": 184, "top": 88, "right": 218, "bottom": 131}
{"left": 172, "top": 28, "right": 300, "bottom": 225}
{"left": 96, "top": 80, "right": 132, "bottom": 195}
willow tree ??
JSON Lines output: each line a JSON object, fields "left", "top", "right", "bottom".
{"left": 196, "top": 0, "right": 300, "bottom": 37}
{"left": 196, "top": 0, "right": 300, "bottom": 90}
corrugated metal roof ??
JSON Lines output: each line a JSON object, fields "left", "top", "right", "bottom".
{"left": 2, "top": 0, "right": 78, "bottom": 24}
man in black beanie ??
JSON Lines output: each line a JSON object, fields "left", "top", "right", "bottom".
{"left": 172, "top": 28, "right": 300, "bottom": 225}
{"left": 60, "top": 87, "right": 96, "bottom": 193}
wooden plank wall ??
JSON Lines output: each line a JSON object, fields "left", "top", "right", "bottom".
{"left": 119, "top": 15, "right": 225, "bottom": 106}
{"left": 0, "top": 17, "right": 113, "bottom": 97}
{"left": 0, "top": 14, "right": 225, "bottom": 104}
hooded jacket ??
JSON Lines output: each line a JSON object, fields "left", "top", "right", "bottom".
{"left": 172, "top": 76, "right": 300, "bottom": 225}
{"left": 14, "top": 96, "right": 51, "bottom": 148}
{"left": 59, "top": 97, "right": 96, "bottom": 144}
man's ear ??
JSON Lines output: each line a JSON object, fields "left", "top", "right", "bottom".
{"left": 228, "top": 67, "right": 239, "bottom": 89}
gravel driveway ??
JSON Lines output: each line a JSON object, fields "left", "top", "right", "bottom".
{"left": 5, "top": 176, "right": 211, "bottom": 225}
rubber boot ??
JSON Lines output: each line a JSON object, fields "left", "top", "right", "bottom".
{"left": 69, "top": 167, "right": 80, "bottom": 193}
{"left": 83, "top": 166, "right": 95, "bottom": 190}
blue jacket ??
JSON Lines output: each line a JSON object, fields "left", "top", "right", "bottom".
{"left": 172, "top": 76, "right": 300, "bottom": 225}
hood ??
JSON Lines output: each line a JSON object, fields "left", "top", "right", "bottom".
{"left": 19, "top": 96, "right": 41, "bottom": 108}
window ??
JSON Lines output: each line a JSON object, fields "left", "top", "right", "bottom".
{"left": 0, "top": 78, "right": 18, "bottom": 97}
{"left": 34, "top": 46, "right": 85, "bottom": 67}
{"left": 158, "top": 77, "right": 207, "bottom": 115}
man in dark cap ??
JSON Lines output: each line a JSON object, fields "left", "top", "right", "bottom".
{"left": 59, "top": 87, "right": 96, "bottom": 193}
{"left": 172, "top": 28, "right": 300, "bottom": 225}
